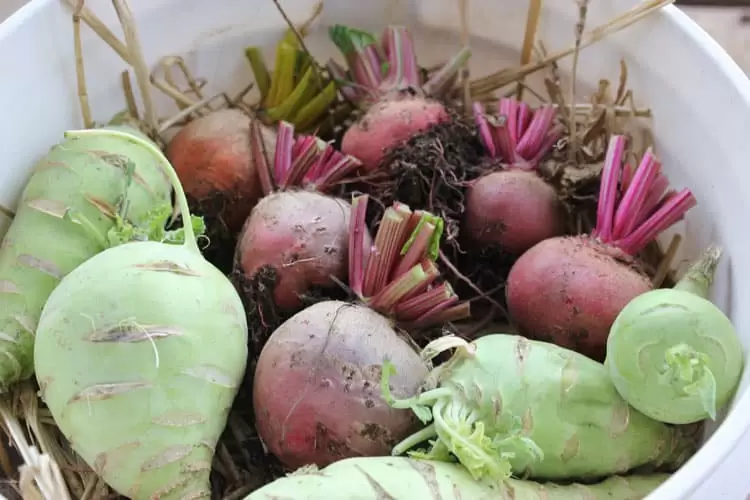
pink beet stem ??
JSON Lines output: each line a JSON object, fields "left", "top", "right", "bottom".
{"left": 348, "top": 194, "right": 371, "bottom": 297}
{"left": 363, "top": 205, "right": 412, "bottom": 297}
{"left": 473, "top": 102, "right": 497, "bottom": 158}
{"left": 516, "top": 105, "right": 556, "bottom": 161}
{"left": 312, "top": 152, "right": 363, "bottom": 190}
{"left": 530, "top": 125, "right": 563, "bottom": 166}
{"left": 611, "top": 150, "right": 660, "bottom": 240}
{"left": 594, "top": 135, "right": 626, "bottom": 240}
{"left": 392, "top": 220, "right": 436, "bottom": 280}
{"left": 410, "top": 295, "right": 460, "bottom": 328}
{"left": 517, "top": 102, "right": 532, "bottom": 140}
{"left": 635, "top": 177, "right": 670, "bottom": 225}
{"left": 621, "top": 162, "right": 635, "bottom": 191}
{"left": 428, "top": 301, "right": 471, "bottom": 326}
{"left": 616, "top": 189, "right": 697, "bottom": 255}
{"left": 499, "top": 98, "right": 520, "bottom": 149}
{"left": 394, "top": 282, "right": 453, "bottom": 321}
{"left": 282, "top": 136, "right": 319, "bottom": 188}
{"left": 351, "top": 44, "right": 384, "bottom": 91}
{"left": 370, "top": 263, "right": 431, "bottom": 312}
{"left": 381, "top": 26, "right": 421, "bottom": 90}
{"left": 250, "top": 120, "right": 276, "bottom": 196}
{"left": 274, "top": 121, "right": 295, "bottom": 185}
{"left": 399, "top": 259, "right": 440, "bottom": 303}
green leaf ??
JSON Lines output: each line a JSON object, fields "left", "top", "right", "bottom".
{"left": 328, "top": 24, "right": 377, "bottom": 56}
{"left": 107, "top": 203, "right": 206, "bottom": 247}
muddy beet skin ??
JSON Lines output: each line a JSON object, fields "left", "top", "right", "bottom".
{"left": 341, "top": 96, "right": 449, "bottom": 172}
{"left": 506, "top": 236, "right": 653, "bottom": 361}
{"left": 253, "top": 300, "right": 428, "bottom": 469}
{"left": 235, "top": 191, "right": 354, "bottom": 311}
{"left": 464, "top": 169, "right": 566, "bottom": 256}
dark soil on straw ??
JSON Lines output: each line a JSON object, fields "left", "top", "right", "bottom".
{"left": 347, "top": 111, "right": 486, "bottom": 252}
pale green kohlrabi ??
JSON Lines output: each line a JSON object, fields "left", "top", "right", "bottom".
{"left": 605, "top": 245, "right": 744, "bottom": 424}
{"left": 382, "top": 334, "right": 701, "bottom": 482}
{"left": 34, "top": 128, "right": 248, "bottom": 500}
{"left": 245, "top": 456, "right": 670, "bottom": 500}
{"left": 0, "top": 124, "right": 178, "bottom": 390}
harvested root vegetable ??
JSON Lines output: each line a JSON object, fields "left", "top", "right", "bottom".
{"left": 253, "top": 196, "right": 472, "bottom": 469}
{"left": 506, "top": 135, "right": 697, "bottom": 361}
{"left": 34, "top": 129, "right": 248, "bottom": 500}
{"left": 465, "top": 99, "right": 566, "bottom": 255}
{"left": 329, "top": 24, "right": 471, "bottom": 171}
{"left": 385, "top": 334, "right": 700, "bottom": 481}
{"left": 245, "top": 456, "right": 670, "bottom": 499}
{"left": 166, "top": 108, "right": 277, "bottom": 269}
{"left": 234, "top": 120, "right": 362, "bottom": 319}
{"left": 253, "top": 301, "right": 427, "bottom": 470}
{"left": 606, "top": 245, "right": 744, "bottom": 424}
{"left": 246, "top": 18, "right": 339, "bottom": 135}
{"left": 0, "top": 125, "right": 172, "bottom": 390}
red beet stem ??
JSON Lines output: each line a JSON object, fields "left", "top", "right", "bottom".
{"left": 349, "top": 194, "right": 371, "bottom": 297}
{"left": 250, "top": 119, "right": 362, "bottom": 194}
{"left": 347, "top": 195, "right": 470, "bottom": 326}
{"left": 472, "top": 98, "right": 559, "bottom": 169}
{"left": 250, "top": 120, "right": 276, "bottom": 196}
{"left": 381, "top": 26, "right": 420, "bottom": 90}
{"left": 593, "top": 135, "right": 697, "bottom": 255}
{"left": 329, "top": 24, "right": 470, "bottom": 105}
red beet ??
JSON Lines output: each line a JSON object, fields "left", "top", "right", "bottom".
{"left": 166, "top": 108, "right": 277, "bottom": 232}
{"left": 506, "top": 135, "right": 697, "bottom": 361}
{"left": 506, "top": 237, "right": 652, "bottom": 359}
{"left": 341, "top": 97, "right": 449, "bottom": 172}
{"left": 236, "top": 191, "right": 352, "bottom": 310}
{"left": 233, "top": 120, "right": 363, "bottom": 311}
{"left": 253, "top": 300, "right": 427, "bottom": 469}
{"left": 329, "top": 25, "right": 468, "bottom": 171}
{"left": 466, "top": 99, "right": 566, "bottom": 255}
{"left": 464, "top": 170, "right": 566, "bottom": 255}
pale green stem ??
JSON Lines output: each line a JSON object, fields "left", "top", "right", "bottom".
{"left": 64, "top": 129, "right": 199, "bottom": 253}
{"left": 673, "top": 245, "right": 722, "bottom": 299}
{"left": 391, "top": 423, "right": 437, "bottom": 456}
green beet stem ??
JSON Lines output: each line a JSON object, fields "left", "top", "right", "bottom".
{"left": 65, "top": 129, "right": 198, "bottom": 253}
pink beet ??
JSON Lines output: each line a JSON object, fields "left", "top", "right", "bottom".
{"left": 464, "top": 99, "right": 565, "bottom": 255}
{"left": 341, "top": 97, "right": 449, "bottom": 172}
{"left": 234, "top": 121, "right": 363, "bottom": 311}
{"left": 253, "top": 300, "right": 428, "bottom": 469}
{"left": 329, "top": 24, "right": 470, "bottom": 171}
{"left": 506, "top": 135, "right": 697, "bottom": 361}
{"left": 237, "top": 191, "right": 352, "bottom": 310}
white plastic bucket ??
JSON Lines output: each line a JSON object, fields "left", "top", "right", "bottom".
{"left": 2, "top": 0, "right": 750, "bottom": 498}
